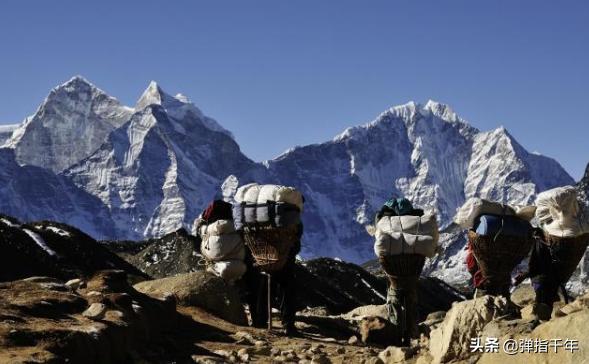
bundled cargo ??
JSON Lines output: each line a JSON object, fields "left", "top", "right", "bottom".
{"left": 198, "top": 219, "right": 246, "bottom": 282}
{"left": 454, "top": 197, "right": 536, "bottom": 229}
{"left": 206, "top": 260, "right": 247, "bottom": 283}
{"left": 373, "top": 214, "right": 440, "bottom": 258}
{"left": 199, "top": 220, "right": 245, "bottom": 261}
{"left": 474, "top": 214, "right": 532, "bottom": 238}
{"left": 234, "top": 183, "right": 303, "bottom": 273}
{"left": 535, "top": 186, "right": 589, "bottom": 238}
{"left": 455, "top": 198, "right": 535, "bottom": 292}
{"left": 235, "top": 183, "right": 304, "bottom": 210}
{"left": 243, "top": 224, "right": 300, "bottom": 272}
{"left": 233, "top": 183, "right": 303, "bottom": 229}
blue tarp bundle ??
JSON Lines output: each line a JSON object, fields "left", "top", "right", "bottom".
{"left": 474, "top": 214, "right": 532, "bottom": 238}
{"left": 233, "top": 202, "right": 301, "bottom": 230}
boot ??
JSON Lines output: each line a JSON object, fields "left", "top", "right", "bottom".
{"left": 532, "top": 303, "right": 553, "bottom": 321}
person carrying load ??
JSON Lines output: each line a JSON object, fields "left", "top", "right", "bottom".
{"left": 193, "top": 200, "right": 247, "bottom": 284}
{"left": 233, "top": 183, "right": 303, "bottom": 336}
{"left": 372, "top": 197, "right": 439, "bottom": 346}
{"left": 455, "top": 198, "right": 536, "bottom": 299}
{"left": 515, "top": 186, "right": 589, "bottom": 321}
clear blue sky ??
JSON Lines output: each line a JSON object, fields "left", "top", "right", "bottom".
{"left": 1, "top": 1, "right": 587, "bottom": 179}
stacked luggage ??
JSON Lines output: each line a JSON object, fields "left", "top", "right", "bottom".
{"left": 194, "top": 200, "right": 246, "bottom": 283}
{"left": 455, "top": 198, "right": 535, "bottom": 287}
{"left": 534, "top": 186, "right": 589, "bottom": 284}
{"left": 373, "top": 198, "right": 440, "bottom": 277}
{"left": 233, "top": 183, "right": 303, "bottom": 272}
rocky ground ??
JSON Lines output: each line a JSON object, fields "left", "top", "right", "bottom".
{"left": 1, "top": 214, "right": 588, "bottom": 363}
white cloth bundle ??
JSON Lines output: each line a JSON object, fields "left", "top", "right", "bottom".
{"left": 374, "top": 214, "right": 440, "bottom": 258}
{"left": 206, "top": 260, "right": 247, "bottom": 283}
{"left": 199, "top": 219, "right": 245, "bottom": 261}
{"left": 235, "top": 183, "right": 303, "bottom": 211}
{"left": 454, "top": 197, "right": 535, "bottom": 229}
{"left": 535, "top": 186, "right": 589, "bottom": 238}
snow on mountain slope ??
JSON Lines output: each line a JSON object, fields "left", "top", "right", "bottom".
{"left": 136, "top": 81, "right": 234, "bottom": 139}
{"left": 0, "top": 76, "right": 576, "bottom": 276}
{"left": 0, "top": 124, "right": 18, "bottom": 146}
{"left": 64, "top": 83, "right": 265, "bottom": 240}
{"left": 0, "top": 148, "right": 113, "bottom": 238}
{"left": 5, "top": 76, "right": 133, "bottom": 173}
{"left": 267, "top": 101, "right": 574, "bottom": 262}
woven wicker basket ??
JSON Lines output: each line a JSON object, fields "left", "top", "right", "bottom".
{"left": 243, "top": 225, "right": 298, "bottom": 272}
{"left": 379, "top": 254, "right": 426, "bottom": 278}
{"left": 467, "top": 230, "right": 534, "bottom": 286}
{"left": 543, "top": 232, "right": 589, "bottom": 284}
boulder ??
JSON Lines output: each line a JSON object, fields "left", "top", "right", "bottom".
{"left": 429, "top": 295, "right": 511, "bottom": 364}
{"left": 83, "top": 302, "right": 107, "bottom": 320}
{"left": 478, "top": 309, "right": 589, "bottom": 364}
{"left": 134, "top": 271, "right": 246, "bottom": 325}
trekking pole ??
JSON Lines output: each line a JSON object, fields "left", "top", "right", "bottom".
{"left": 267, "top": 272, "right": 272, "bottom": 332}
{"left": 402, "top": 292, "right": 407, "bottom": 346}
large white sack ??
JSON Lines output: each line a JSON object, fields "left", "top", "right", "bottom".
{"left": 207, "top": 260, "right": 247, "bottom": 282}
{"left": 454, "top": 198, "right": 517, "bottom": 229}
{"left": 199, "top": 219, "right": 237, "bottom": 236}
{"left": 535, "top": 186, "right": 589, "bottom": 238}
{"left": 199, "top": 220, "right": 245, "bottom": 261}
{"left": 235, "top": 183, "right": 303, "bottom": 210}
{"left": 374, "top": 215, "right": 439, "bottom": 258}
{"left": 375, "top": 215, "right": 439, "bottom": 239}
{"left": 374, "top": 233, "right": 438, "bottom": 258}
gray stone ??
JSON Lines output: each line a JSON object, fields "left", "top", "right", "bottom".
{"left": 82, "top": 303, "right": 106, "bottom": 320}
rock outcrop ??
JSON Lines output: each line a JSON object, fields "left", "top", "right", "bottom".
{"left": 0, "top": 215, "right": 148, "bottom": 282}
{"left": 134, "top": 271, "right": 247, "bottom": 325}
{"left": 105, "top": 228, "right": 202, "bottom": 279}
{"left": 0, "top": 270, "right": 176, "bottom": 364}
{"left": 429, "top": 295, "right": 512, "bottom": 364}
{"left": 298, "top": 258, "right": 465, "bottom": 319}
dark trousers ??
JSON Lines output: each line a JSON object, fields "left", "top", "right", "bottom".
{"left": 245, "top": 257, "right": 298, "bottom": 329}
{"left": 386, "top": 275, "right": 419, "bottom": 346}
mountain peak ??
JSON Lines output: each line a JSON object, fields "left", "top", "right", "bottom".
{"left": 136, "top": 81, "right": 168, "bottom": 110}
{"left": 422, "top": 100, "right": 459, "bottom": 122}
{"left": 54, "top": 75, "right": 98, "bottom": 93}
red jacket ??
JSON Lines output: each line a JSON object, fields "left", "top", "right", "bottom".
{"left": 465, "top": 241, "right": 486, "bottom": 288}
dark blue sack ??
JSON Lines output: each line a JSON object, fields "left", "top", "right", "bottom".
{"left": 233, "top": 202, "right": 300, "bottom": 230}
{"left": 475, "top": 214, "right": 532, "bottom": 238}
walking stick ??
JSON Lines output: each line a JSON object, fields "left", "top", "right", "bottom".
{"left": 267, "top": 272, "right": 272, "bottom": 332}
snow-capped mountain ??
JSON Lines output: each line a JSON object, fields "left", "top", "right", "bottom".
{"left": 267, "top": 101, "right": 574, "bottom": 261}
{"left": 0, "top": 77, "right": 576, "bottom": 267}
{"left": 5, "top": 76, "right": 133, "bottom": 173}
{"left": 64, "top": 82, "right": 266, "bottom": 240}
{"left": 0, "top": 124, "right": 18, "bottom": 145}
{"left": 0, "top": 148, "right": 113, "bottom": 238}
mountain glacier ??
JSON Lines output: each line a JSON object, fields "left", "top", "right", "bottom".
{"left": 0, "top": 77, "right": 579, "bottom": 269}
